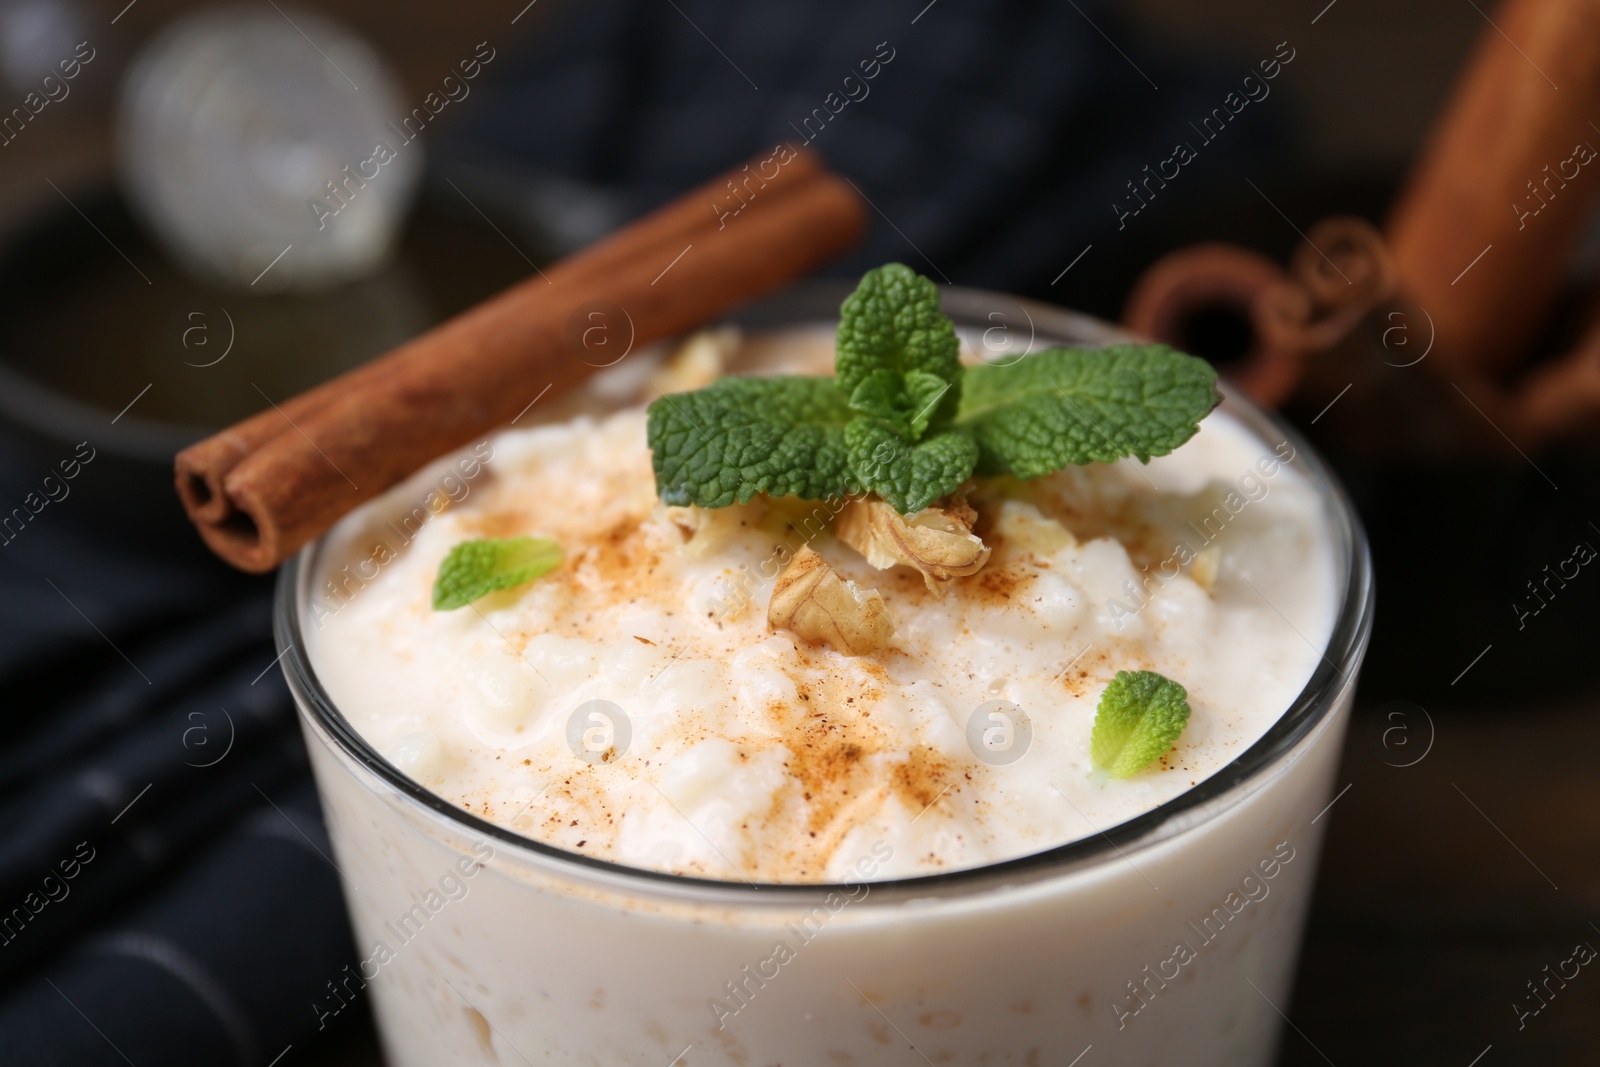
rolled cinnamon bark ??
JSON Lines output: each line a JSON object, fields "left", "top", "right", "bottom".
{"left": 1286, "top": 217, "right": 1399, "bottom": 351}
{"left": 1123, "top": 219, "right": 1399, "bottom": 407}
{"left": 178, "top": 150, "right": 866, "bottom": 572}
{"left": 1387, "top": 0, "right": 1600, "bottom": 378}
{"left": 176, "top": 149, "right": 829, "bottom": 523}
{"left": 1122, "top": 243, "right": 1308, "bottom": 407}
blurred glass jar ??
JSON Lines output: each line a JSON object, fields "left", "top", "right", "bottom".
{"left": 0, "top": 0, "right": 90, "bottom": 96}
{"left": 117, "top": 5, "right": 422, "bottom": 292}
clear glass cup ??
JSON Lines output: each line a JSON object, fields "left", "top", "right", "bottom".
{"left": 277, "top": 283, "right": 1374, "bottom": 1066}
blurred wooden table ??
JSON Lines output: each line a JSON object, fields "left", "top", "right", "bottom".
{"left": 1281, "top": 695, "right": 1600, "bottom": 1066}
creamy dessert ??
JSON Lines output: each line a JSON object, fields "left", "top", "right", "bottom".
{"left": 289, "top": 269, "right": 1366, "bottom": 1067}
{"left": 308, "top": 312, "right": 1335, "bottom": 883}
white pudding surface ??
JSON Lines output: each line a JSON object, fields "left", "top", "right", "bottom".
{"left": 308, "top": 328, "right": 1338, "bottom": 884}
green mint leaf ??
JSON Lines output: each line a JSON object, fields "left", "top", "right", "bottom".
{"left": 433, "top": 536, "right": 563, "bottom": 611}
{"left": 847, "top": 370, "right": 953, "bottom": 440}
{"left": 647, "top": 376, "right": 858, "bottom": 508}
{"left": 1090, "top": 669, "right": 1191, "bottom": 778}
{"left": 955, "top": 345, "right": 1220, "bottom": 478}
{"left": 837, "top": 263, "right": 962, "bottom": 431}
{"left": 845, "top": 420, "right": 978, "bottom": 513}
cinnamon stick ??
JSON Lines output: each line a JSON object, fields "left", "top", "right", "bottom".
{"left": 1387, "top": 0, "right": 1600, "bottom": 378}
{"left": 177, "top": 149, "right": 866, "bottom": 572}
{"left": 176, "top": 149, "right": 830, "bottom": 523}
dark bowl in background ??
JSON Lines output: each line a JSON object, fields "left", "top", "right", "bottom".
{"left": 0, "top": 178, "right": 536, "bottom": 556}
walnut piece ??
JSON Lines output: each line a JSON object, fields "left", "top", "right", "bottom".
{"left": 768, "top": 545, "right": 895, "bottom": 655}
{"left": 990, "top": 499, "right": 1076, "bottom": 557}
{"left": 1190, "top": 545, "right": 1222, "bottom": 593}
{"left": 835, "top": 497, "right": 991, "bottom": 593}
{"left": 660, "top": 499, "right": 766, "bottom": 560}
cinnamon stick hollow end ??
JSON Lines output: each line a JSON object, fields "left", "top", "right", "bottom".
{"left": 1122, "top": 242, "right": 1308, "bottom": 407}
{"left": 187, "top": 486, "right": 282, "bottom": 575}
{"left": 174, "top": 439, "right": 238, "bottom": 525}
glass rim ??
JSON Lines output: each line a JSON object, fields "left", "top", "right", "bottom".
{"left": 275, "top": 281, "right": 1375, "bottom": 905}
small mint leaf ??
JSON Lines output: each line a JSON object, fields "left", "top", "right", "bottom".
{"left": 845, "top": 419, "right": 978, "bottom": 513}
{"left": 647, "top": 377, "right": 858, "bottom": 508}
{"left": 847, "top": 370, "right": 952, "bottom": 441}
{"left": 434, "top": 536, "right": 563, "bottom": 611}
{"left": 956, "top": 345, "right": 1220, "bottom": 477}
{"left": 848, "top": 371, "right": 910, "bottom": 430}
{"left": 1090, "top": 669, "right": 1191, "bottom": 778}
{"left": 837, "top": 263, "right": 961, "bottom": 428}
{"left": 903, "top": 370, "right": 954, "bottom": 439}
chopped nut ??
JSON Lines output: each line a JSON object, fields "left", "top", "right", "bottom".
{"left": 660, "top": 500, "right": 766, "bottom": 560}
{"left": 662, "top": 505, "right": 700, "bottom": 540}
{"left": 990, "top": 499, "right": 1076, "bottom": 557}
{"left": 1190, "top": 545, "right": 1222, "bottom": 593}
{"left": 835, "top": 497, "right": 991, "bottom": 593}
{"left": 768, "top": 545, "right": 895, "bottom": 655}
{"left": 649, "top": 326, "right": 739, "bottom": 395}
{"left": 761, "top": 495, "right": 845, "bottom": 543}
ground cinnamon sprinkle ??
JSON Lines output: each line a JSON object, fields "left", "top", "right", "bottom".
{"left": 976, "top": 565, "right": 1027, "bottom": 602}
{"left": 891, "top": 744, "right": 952, "bottom": 814}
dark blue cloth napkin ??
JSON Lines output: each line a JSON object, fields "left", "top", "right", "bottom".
{"left": 0, "top": 518, "right": 362, "bottom": 1066}
{"left": 445, "top": 0, "right": 1285, "bottom": 315}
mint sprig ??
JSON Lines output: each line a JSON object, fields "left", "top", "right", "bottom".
{"left": 433, "top": 536, "right": 562, "bottom": 610}
{"left": 1090, "top": 669, "right": 1191, "bottom": 778}
{"left": 837, "top": 263, "right": 963, "bottom": 433}
{"left": 645, "top": 263, "right": 1220, "bottom": 514}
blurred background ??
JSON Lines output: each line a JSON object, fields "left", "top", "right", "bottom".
{"left": 0, "top": 0, "right": 1595, "bottom": 1063}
